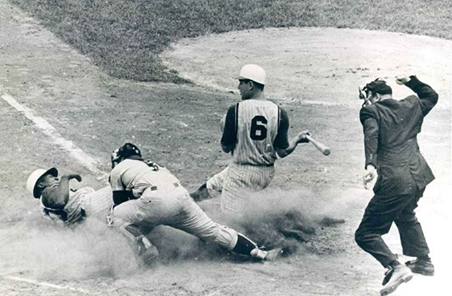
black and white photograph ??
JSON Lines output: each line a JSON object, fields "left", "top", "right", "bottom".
{"left": 0, "top": 1, "right": 450, "bottom": 295}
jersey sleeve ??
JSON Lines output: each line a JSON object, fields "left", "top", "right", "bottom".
{"left": 220, "top": 104, "right": 237, "bottom": 147}
{"left": 273, "top": 107, "right": 290, "bottom": 149}
{"left": 109, "top": 167, "right": 125, "bottom": 191}
{"left": 360, "top": 107, "right": 379, "bottom": 169}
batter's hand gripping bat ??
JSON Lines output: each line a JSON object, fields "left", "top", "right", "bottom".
{"left": 306, "top": 135, "right": 331, "bottom": 156}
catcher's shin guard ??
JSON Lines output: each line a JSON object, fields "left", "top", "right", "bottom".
{"left": 232, "top": 233, "right": 281, "bottom": 261}
{"left": 232, "top": 233, "right": 258, "bottom": 256}
{"left": 232, "top": 233, "right": 283, "bottom": 261}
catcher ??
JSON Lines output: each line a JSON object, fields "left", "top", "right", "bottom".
{"left": 108, "top": 142, "right": 283, "bottom": 263}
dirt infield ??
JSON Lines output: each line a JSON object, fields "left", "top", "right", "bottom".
{"left": 161, "top": 27, "right": 452, "bottom": 109}
{"left": 1, "top": 0, "right": 451, "bottom": 295}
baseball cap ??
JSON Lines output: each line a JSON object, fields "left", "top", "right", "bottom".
{"left": 26, "top": 167, "right": 58, "bottom": 198}
{"left": 238, "top": 64, "right": 266, "bottom": 85}
{"left": 364, "top": 78, "right": 392, "bottom": 95}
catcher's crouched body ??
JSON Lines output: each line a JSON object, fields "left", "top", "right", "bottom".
{"left": 108, "top": 143, "right": 283, "bottom": 263}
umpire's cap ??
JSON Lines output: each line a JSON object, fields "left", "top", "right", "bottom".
{"left": 364, "top": 78, "right": 392, "bottom": 95}
{"left": 238, "top": 64, "right": 266, "bottom": 85}
{"left": 26, "top": 167, "right": 58, "bottom": 198}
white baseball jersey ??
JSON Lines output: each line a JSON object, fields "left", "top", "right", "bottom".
{"left": 214, "top": 99, "right": 290, "bottom": 214}
{"left": 110, "top": 158, "right": 240, "bottom": 252}
{"left": 232, "top": 100, "right": 279, "bottom": 165}
{"left": 109, "top": 159, "right": 180, "bottom": 198}
{"left": 40, "top": 186, "right": 112, "bottom": 225}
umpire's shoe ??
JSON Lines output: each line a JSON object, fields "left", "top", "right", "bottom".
{"left": 380, "top": 265, "right": 413, "bottom": 296}
{"left": 405, "top": 258, "right": 435, "bottom": 276}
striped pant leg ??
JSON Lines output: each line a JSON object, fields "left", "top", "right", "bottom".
{"left": 220, "top": 163, "right": 275, "bottom": 214}
{"left": 82, "top": 186, "right": 114, "bottom": 221}
{"left": 206, "top": 167, "right": 229, "bottom": 192}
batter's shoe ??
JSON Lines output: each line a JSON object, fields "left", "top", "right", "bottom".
{"left": 405, "top": 258, "right": 435, "bottom": 276}
{"left": 380, "top": 265, "right": 413, "bottom": 296}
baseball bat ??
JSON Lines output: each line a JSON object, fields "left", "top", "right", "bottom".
{"left": 306, "top": 135, "right": 331, "bottom": 156}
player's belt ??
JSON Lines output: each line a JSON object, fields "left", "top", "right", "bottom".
{"left": 237, "top": 162, "right": 274, "bottom": 167}
{"left": 114, "top": 183, "right": 181, "bottom": 206}
{"left": 149, "top": 183, "right": 180, "bottom": 191}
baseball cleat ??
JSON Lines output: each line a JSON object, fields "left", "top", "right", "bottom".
{"left": 263, "top": 248, "right": 283, "bottom": 262}
{"left": 380, "top": 265, "right": 413, "bottom": 296}
{"left": 405, "top": 258, "right": 435, "bottom": 276}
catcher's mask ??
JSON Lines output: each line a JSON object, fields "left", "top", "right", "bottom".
{"left": 111, "top": 143, "right": 142, "bottom": 168}
{"left": 362, "top": 78, "right": 392, "bottom": 96}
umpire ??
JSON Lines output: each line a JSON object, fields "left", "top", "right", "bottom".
{"left": 355, "top": 75, "right": 438, "bottom": 296}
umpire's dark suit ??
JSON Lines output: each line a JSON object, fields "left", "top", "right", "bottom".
{"left": 355, "top": 76, "right": 438, "bottom": 267}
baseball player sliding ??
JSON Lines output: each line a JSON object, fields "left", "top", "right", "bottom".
{"left": 191, "top": 64, "right": 310, "bottom": 214}
{"left": 26, "top": 166, "right": 160, "bottom": 261}
{"left": 108, "top": 143, "right": 283, "bottom": 262}
{"left": 26, "top": 168, "right": 112, "bottom": 225}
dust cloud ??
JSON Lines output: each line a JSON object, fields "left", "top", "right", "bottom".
{"left": 1, "top": 210, "right": 141, "bottom": 280}
{"left": 0, "top": 186, "right": 358, "bottom": 280}
{"left": 196, "top": 186, "right": 353, "bottom": 258}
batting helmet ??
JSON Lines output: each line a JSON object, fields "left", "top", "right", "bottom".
{"left": 364, "top": 78, "right": 392, "bottom": 95}
{"left": 26, "top": 167, "right": 58, "bottom": 198}
{"left": 238, "top": 64, "right": 266, "bottom": 85}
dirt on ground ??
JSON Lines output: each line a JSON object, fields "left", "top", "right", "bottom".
{"left": 0, "top": 0, "right": 451, "bottom": 295}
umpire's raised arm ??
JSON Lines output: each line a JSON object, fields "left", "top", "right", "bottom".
{"left": 401, "top": 75, "right": 439, "bottom": 116}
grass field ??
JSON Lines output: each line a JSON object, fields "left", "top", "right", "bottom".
{"left": 8, "top": 0, "right": 452, "bottom": 82}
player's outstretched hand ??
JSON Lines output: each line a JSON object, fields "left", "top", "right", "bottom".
{"left": 297, "top": 130, "right": 311, "bottom": 144}
{"left": 395, "top": 76, "right": 411, "bottom": 85}
{"left": 68, "top": 174, "right": 82, "bottom": 182}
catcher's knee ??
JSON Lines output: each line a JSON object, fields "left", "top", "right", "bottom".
{"left": 207, "top": 225, "right": 238, "bottom": 251}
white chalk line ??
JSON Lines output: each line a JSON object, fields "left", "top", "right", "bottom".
{"left": 1, "top": 92, "right": 108, "bottom": 293}
{"left": 4, "top": 276, "right": 92, "bottom": 294}
{"left": 1, "top": 93, "right": 108, "bottom": 180}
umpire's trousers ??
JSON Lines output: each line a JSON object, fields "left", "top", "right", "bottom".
{"left": 355, "top": 187, "right": 430, "bottom": 268}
